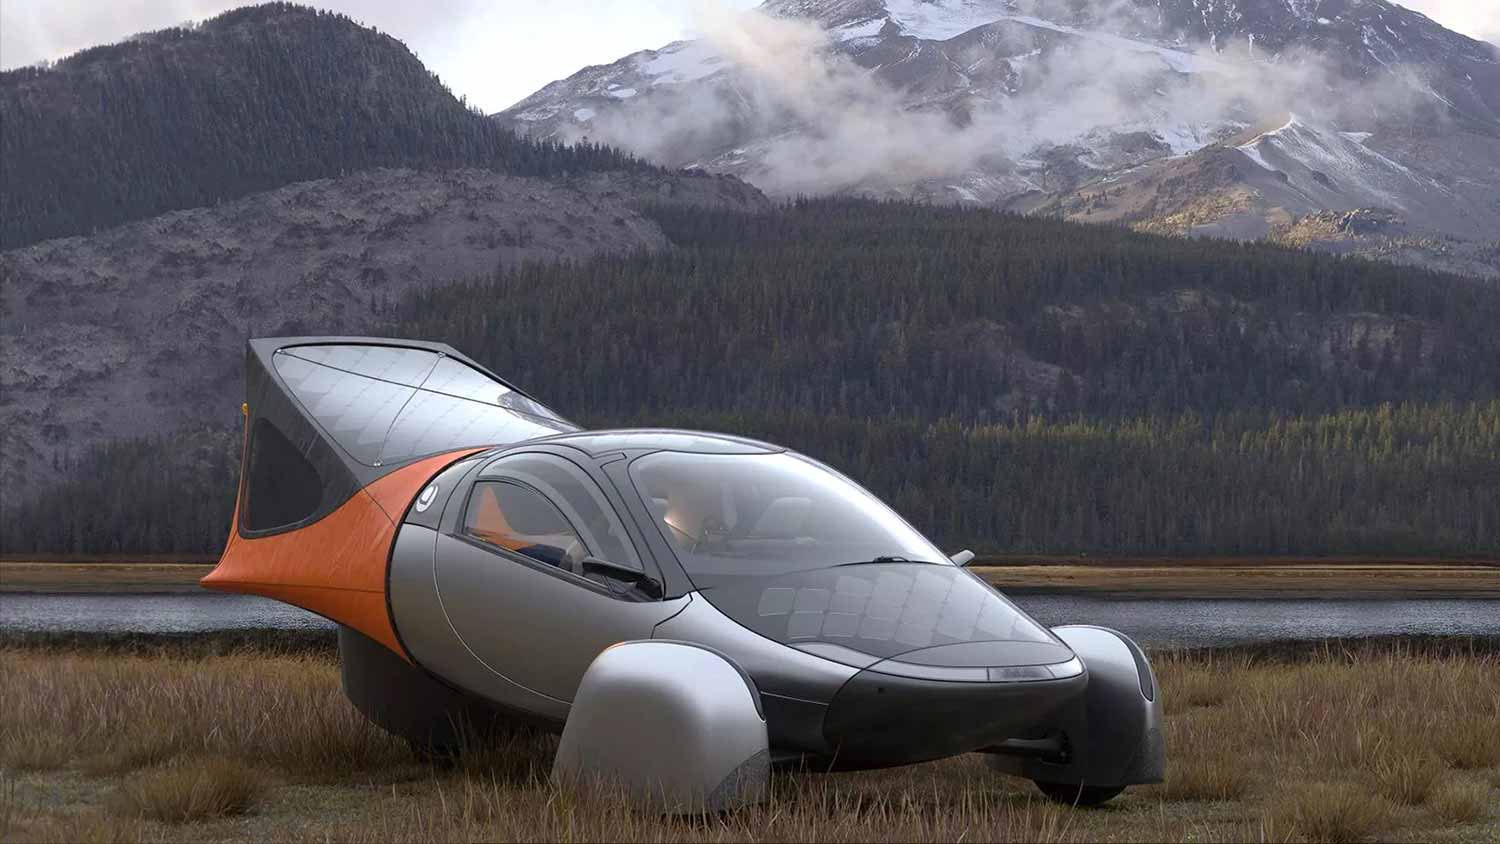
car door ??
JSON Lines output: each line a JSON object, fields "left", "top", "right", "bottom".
{"left": 433, "top": 451, "right": 688, "bottom": 703}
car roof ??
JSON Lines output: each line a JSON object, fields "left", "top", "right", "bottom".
{"left": 525, "top": 428, "right": 784, "bottom": 458}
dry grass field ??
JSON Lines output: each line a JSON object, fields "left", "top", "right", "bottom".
{"left": 1, "top": 637, "right": 1498, "bottom": 842}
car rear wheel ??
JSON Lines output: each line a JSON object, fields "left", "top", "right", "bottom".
{"left": 1033, "top": 780, "right": 1125, "bottom": 807}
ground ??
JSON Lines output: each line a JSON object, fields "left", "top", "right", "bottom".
{"left": 1, "top": 636, "right": 1497, "bottom": 843}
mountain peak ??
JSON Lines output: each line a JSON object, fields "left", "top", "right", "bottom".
{"left": 498, "top": 0, "right": 1500, "bottom": 277}
{"left": 765, "top": 0, "right": 1497, "bottom": 60}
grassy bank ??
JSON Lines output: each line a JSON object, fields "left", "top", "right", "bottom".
{"left": 7, "top": 559, "right": 1500, "bottom": 598}
{"left": 2, "top": 637, "right": 1497, "bottom": 842}
{"left": 0, "top": 562, "right": 213, "bottom": 594}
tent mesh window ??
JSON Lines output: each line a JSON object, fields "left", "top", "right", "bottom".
{"left": 243, "top": 418, "right": 323, "bottom": 531}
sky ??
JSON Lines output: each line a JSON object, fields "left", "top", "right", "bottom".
{"left": 0, "top": 0, "right": 1495, "bottom": 114}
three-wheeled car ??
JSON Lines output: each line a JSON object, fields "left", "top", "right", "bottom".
{"left": 204, "top": 337, "right": 1163, "bottom": 811}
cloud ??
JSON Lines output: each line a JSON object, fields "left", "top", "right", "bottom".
{"left": 570, "top": 1, "right": 1435, "bottom": 197}
{"left": 1399, "top": 0, "right": 1500, "bottom": 45}
{"left": 0, "top": 0, "right": 486, "bottom": 74}
{"left": 1, "top": 0, "right": 1485, "bottom": 115}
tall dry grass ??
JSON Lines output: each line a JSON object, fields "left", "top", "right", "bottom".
{"left": 1270, "top": 782, "right": 1396, "bottom": 843}
{"left": 1430, "top": 779, "right": 1491, "bottom": 824}
{"left": 0, "top": 647, "right": 409, "bottom": 782}
{"left": 0, "top": 637, "right": 1497, "bottom": 842}
{"left": 108, "top": 757, "right": 264, "bottom": 823}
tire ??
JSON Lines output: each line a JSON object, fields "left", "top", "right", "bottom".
{"left": 1033, "top": 780, "right": 1125, "bottom": 807}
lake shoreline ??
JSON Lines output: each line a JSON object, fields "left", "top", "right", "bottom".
{"left": 4, "top": 628, "right": 1498, "bottom": 662}
{"left": 7, "top": 559, "right": 1500, "bottom": 599}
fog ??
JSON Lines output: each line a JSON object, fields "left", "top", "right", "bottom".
{"left": 575, "top": 0, "right": 1436, "bottom": 196}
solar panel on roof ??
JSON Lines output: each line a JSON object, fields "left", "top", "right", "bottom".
{"left": 284, "top": 344, "right": 440, "bottom": 386}
{"left": 273, "top": 344, "right": 571, "bottom": 466}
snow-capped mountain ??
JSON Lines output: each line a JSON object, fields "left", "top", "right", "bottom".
{"left": 498, "top": 0, "right": 1500, "bottom": 276}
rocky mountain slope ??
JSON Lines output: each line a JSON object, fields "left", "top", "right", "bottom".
{"left": 0, "top": 3, "right": 766, "bottom": 509}
{"left": 11, "top": 198, "right": 1500, "bottom": 556}
{"left": 499, "top": 0, "right": 1500, "bottom": 277}
{"left": 0, "top": 167, "right": 766, "bottom": 495}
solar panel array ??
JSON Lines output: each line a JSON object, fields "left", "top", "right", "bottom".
{"left": 274, "top": 344, "right": 573, "bottom": 466}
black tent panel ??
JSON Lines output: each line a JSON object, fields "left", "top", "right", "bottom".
{"left": 242, "top": 417, "right": 324, "bottom": 531}
{"left": 240, "top": 345, "right": 362, "bottom": 537}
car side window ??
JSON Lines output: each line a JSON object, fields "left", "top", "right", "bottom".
{"left": 463, "top": 481, "right": 587, "bottom": 571}
{"left": 477, "top": 453, "right": 644, "bottom": 572}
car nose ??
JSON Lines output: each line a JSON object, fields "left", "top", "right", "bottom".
{"left": 817, "top": 641, "right": 1088, "bottom": 770}
{"left": 865, "top": 639, "right": 1083, "bottom": 681}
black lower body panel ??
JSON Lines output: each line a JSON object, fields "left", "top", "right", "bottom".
{"left": 819, "top": 671, "right": 1087, "bottom": 770}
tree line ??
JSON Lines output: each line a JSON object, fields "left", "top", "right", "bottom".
{"left": 663, "top": 401, "right": 1500, "bottom": 556}
{"left": 395, "top": 199, "right": 1500, "bottom": 424}
{"left": 4, "top": 402, "right": 1495, "bottom": 556}
{"left": 9, "top": 199, "right": 1499, "bottom": 556}
{"left": 1, "top": 428, "right": 240, "bottom": 556}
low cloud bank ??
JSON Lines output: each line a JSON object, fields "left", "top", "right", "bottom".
{"left": 576, "top": 0, "right": 1438, "bottom": 196}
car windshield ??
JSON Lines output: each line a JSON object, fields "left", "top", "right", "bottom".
{"left": 628, "top": 450, "right": 948, "bottom": 582}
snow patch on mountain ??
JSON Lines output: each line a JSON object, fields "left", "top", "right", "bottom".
{"left": 881, "top": 0, "right": 1006, "bottom": 40}
{"left": 1238, "top": 115, "right": 1452, "bottom": 210}
{"left": 993, "top": 13, "right": 1226, "bottom": 74}
{"left": 833, "top": 16, "right": 888, "bottom": 40}
{"left": 947, "top": 183, "right": 981, "bottom": 201}
{"left": 877, "top": 0, "right": 1229, "bottom": 73}
{"left": 639, "top": 41, "right": 726, "bottom": 84}
{"left": 1154, "top": 121, "right": 1225, "bottom": 156}
{"left": 497, "top": 0, "right": 1500, "bottom": 273}
{"left": 1237, "top": 114, "right": 1297, "bottom": 171}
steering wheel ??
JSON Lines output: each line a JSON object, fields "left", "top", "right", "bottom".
{"left": 690, "top": 516, "right": 733, "bottom": 554}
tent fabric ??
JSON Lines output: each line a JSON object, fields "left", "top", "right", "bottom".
{"left": 202, "top": 336, "right": 578, "bottom": 658}
{"left": 206, "top": 449, "right": 482, "bottom": 657}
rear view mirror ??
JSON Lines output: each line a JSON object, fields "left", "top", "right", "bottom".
{"left": 949, "top": 549, "right": 976, "bottom": 567}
